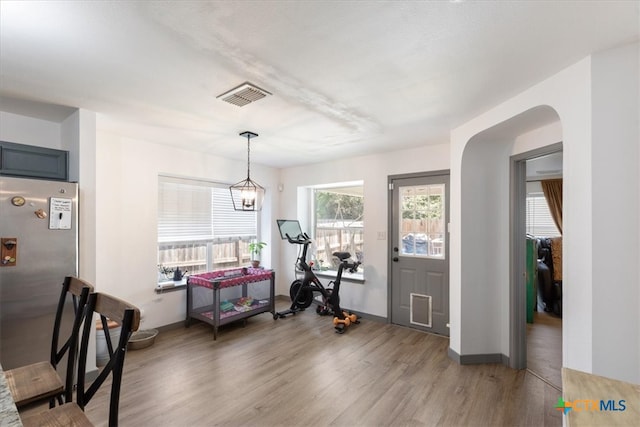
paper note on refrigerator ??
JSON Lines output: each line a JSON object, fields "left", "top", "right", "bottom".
{"left": 49, "top": 197, "right": 72, "bottom": 229}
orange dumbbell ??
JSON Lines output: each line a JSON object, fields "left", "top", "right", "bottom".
{"left": 343, "top": 312, "right": 358, "bottom": 323}
{"left": 333, "top": 316, "right": 351, "bottom": 327}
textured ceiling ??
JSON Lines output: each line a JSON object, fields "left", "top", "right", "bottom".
{"left": 1, "top": 1, "right": 638, "bottom": 168}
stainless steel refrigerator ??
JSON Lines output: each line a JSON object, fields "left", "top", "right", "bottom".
{"left": 0, "top": 176, "right": 78, "bottom": 370}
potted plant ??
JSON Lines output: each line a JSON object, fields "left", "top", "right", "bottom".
{"left": 248, "top": 241, "right": 267, "bottom": 268}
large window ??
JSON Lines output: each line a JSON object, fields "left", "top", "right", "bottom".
{"left": 157, "top": 176, "right": 258, "bottom": 280}
{"left": 312, "top": 183, "right": 363, "bottom": 273}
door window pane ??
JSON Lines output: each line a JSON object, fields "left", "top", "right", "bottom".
{"left": 399, "top": 184, "right": 445, "bottom": 258}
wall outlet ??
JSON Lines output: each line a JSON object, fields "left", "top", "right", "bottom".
{"left": 377, "top": 231, "right": 386, "bottom": 240}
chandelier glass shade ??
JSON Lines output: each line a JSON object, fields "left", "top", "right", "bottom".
{"left": 230, "top": 131, "right": 265, "bottom": 211}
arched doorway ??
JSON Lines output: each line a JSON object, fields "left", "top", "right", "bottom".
{"left": 458, "top": 105, "right": 562, "bottom": 371}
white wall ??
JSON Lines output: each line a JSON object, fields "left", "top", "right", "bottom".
{"left": 451, "top": 42, "right": 639, "bottom": 383}
{"left": 514, "top": 121, "right": 562, "bottom": 155}
{"left": 279, "top": 144, "right": 450, "bottom": 318}
{"left": 460, "top": 138, "right": 512, "bottom": 355}
{"left": 61, "top": 111, "right": 79, "bottom": 182}
{"left": 95, "top": 130, "right": 280, "bottom": 329}
{"left": 0, "top": 111, "right": 62, "bottom": 147}
{"left": 590, "top": 42, "right": 639, "bottom": 381}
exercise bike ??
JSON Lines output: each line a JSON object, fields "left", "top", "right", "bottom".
{"left": 276, "top": 232, "right": 360, "bottom": 334}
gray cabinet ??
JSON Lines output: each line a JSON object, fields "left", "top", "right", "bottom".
{"left": 0, "top": 141, "right": 68, "bottom": 181}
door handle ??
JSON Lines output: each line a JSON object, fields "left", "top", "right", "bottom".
{"left": 393, "top": 257, "right": 399, "bottom": 262}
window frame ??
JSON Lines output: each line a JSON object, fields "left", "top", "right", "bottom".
{"left": 308, "top": 181, "right": 364, "bottom": 279}
{"left": 157, "top": 175, "right": 259, "bottom": 287}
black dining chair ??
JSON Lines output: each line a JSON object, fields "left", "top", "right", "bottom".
{"left": 21, "top": 291, "right": 141, "bottom": 427}
{"left": 5, "top": 276, "right": 94, "bottom": 408}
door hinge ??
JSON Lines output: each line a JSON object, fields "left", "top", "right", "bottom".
{"left": 388, "top": 182, "right": 394, "bottom": 190}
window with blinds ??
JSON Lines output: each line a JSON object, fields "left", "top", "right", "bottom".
{"left": 526, "top": 191, "right": 560, "bottom": 237}
{"left": 157, "top": 176, "right": 257, "bottom": 277}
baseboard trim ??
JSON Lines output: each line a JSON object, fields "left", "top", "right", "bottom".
{"left": 448, "top": 348, "right": 509, "bottom": 366}
{"left": 156, "top": 320, "right": 186, "bottom": 333}
{"left": 85, "top": 368, "right": 99, "bottom": 383}
{"left": 448, "top": 347, "right": 461, "bottom": 363}
{"left": 347, "top": 310, "right": 386, "bottom": 324}
{"left": 274, "top": 294, "right": 387, "bottom": 324}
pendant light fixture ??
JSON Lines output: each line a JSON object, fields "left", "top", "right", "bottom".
{"left": 230, "top": 131, "right": 265, "bottom": 211}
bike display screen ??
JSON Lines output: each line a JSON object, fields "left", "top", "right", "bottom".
{"left": 277, "top": 219, "right": 304, "bottom": 240}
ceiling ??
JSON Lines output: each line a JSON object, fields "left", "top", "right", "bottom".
{"left": 1, "top": 1, "right": 638, "bottom": 169}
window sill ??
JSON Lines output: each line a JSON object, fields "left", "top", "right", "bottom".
{"left": 314, "top": 270, "right": 365, "bottom": 284}
{"left": 155, "top": 278, "right": 187, "bottom": 294}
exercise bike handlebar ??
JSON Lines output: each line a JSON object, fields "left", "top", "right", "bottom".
{"left": 285, "top": 232, "right": 312, "bottom": 245}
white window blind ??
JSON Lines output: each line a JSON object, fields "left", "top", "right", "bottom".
{"left": 158, "top": 176, "right": 256, "bottom": 243}
{"left": 212, "top": 187, "right": 256, "bottom": 238}
{"left": 526, "top": 191, "right": 560, "bottom": 237}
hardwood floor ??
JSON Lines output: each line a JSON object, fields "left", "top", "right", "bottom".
{"left": 22, "top": 298, "right": 562, "bottom": 426}
{"left": 527, "top": 310, "right": 562, "bottom": 390}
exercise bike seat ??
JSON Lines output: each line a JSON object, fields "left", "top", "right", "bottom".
{"left": 332, "top": 252, "right": 351, "bottom": 261}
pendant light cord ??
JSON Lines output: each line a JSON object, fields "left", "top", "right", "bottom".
{"left": 246, "top": 134, "right": 251, "bottom": 180}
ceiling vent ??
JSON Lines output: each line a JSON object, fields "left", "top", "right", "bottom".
{"left": 217, "top": 82, "right": 271, "bottom": 107}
